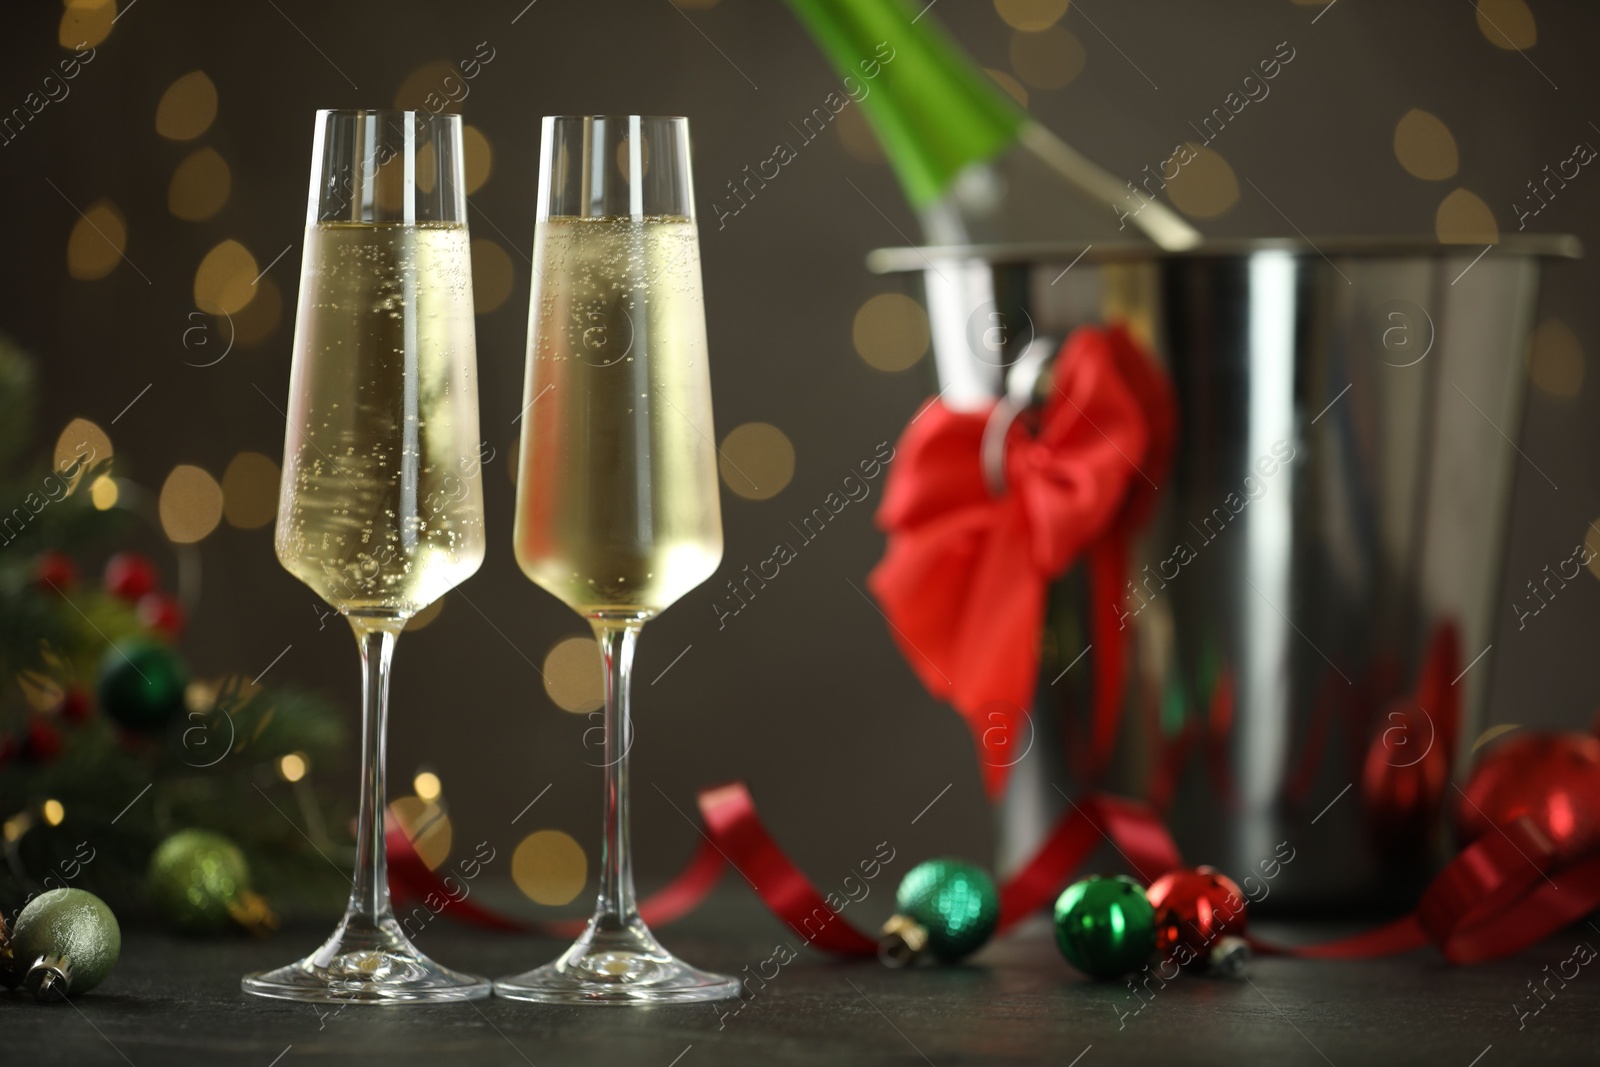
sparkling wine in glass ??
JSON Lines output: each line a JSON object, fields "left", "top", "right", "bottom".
{"left": 242, "top": 109, "right": 489, "bottom": 1003}
{"left": 496, "top": 115, "right": 738, "bottom": 1005}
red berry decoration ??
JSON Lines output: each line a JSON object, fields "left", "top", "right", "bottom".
{"left": 57, "top": 687, "right": 92, "bottom": 725}
{"left": 22, "top": 717, "right": 63, "bottom": 764}
{"left": 136, "top": 592, "right": 186, "bottom": 638}
{"left": 33, "top": 551, "right": 78, "bottom": 592}
{"left": 1361, "top": 703, "right": 1447, "bottom": 855}
{"left": 1146, "top": 866, "right": 1247, "bottom": 970}
{"left": 104, "top": 552, "right": 158, "bottom": 602}
{"left": 1456, "top": 732, "right": 1600, "bottom": 863}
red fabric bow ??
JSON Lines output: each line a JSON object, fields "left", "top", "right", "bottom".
{"left": 869, "top": 325, "right": 1175, "bottom": 796}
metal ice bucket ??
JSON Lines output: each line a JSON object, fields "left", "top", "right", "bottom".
{"left": 868, "top": 236, "right": 1580, "bottom": 910}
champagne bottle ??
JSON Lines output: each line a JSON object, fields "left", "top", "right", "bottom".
{"left": 785, "top": 0, "right": 1199, "bottom": 250}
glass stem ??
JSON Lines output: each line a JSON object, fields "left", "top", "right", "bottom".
{"left": 591, "top": 618, "right": 642, "bottom": 931}
{"left": 349, "top": 621, "right": 400, "bottom": 925}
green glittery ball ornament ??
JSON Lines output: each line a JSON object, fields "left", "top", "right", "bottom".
{"left": 11, "top": 888, "right": 121, "bottom": 998}
{"left": 147, "top": 830, "right": 274, "bottom": 935}
{"left": 1054, "top": 875, "right": 1157, "bottom": 979}
{"left": 884, "top": 859, "right": 999, "bottom": 964}
{"left": 97, "top": 639, "right": 188, "bottom": 732}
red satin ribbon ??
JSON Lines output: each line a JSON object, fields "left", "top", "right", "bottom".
{"left": 388, "top": 780, "right": 1600, "bottom": 965}
{"left": 868, "top": 326, "right": 1175, "bottom": 797}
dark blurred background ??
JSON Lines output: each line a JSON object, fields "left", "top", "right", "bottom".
{"left": 1, "top": 0, "right": 1596, "bottom": 914}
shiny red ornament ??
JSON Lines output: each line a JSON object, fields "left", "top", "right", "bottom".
{"left": 1145, "top": 865, "right": 1247, "bottom": 968}
{"left": 33, "top": 551, "right": 78, "bottom": 592}
{"left": 104, "top": 551, "right": 157, "bottom": 602}
{"left": 57, "top": 687, "right": 92, "bottom": 724}
{"left": 1456, "top": 732, "right": 1600, "bottom": 863}
{"left": 136, "top": 592, "right": 186, "bottom": 638}
{"left": 1362, "top": 703, "right": 1447, "bottom": 855}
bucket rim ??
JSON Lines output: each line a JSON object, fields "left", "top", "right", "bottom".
{"left": 865, "top": 234, "right": 1582, "bottom": 274}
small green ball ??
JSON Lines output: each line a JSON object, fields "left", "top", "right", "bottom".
{"left": 97, "top": 639, "right": 188, "bottom": 732}
{"left": 147, "top": 830, "right": 252, "bottom": 934}
{"left": 896, "top": 859, "right": 999, "bottom": 962}
{"left": 12, "top": 888, "right": 121, "bottom": 994}
{"left": 1054, "top": 875, "right": 1156, "bottom": 979}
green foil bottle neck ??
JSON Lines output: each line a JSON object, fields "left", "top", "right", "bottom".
{"left": 785, "top": 0, "right": 1025, "bottom": 209}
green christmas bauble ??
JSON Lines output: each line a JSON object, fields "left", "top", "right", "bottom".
{"left": 147, "top": 830, "right": 256, "bottom": 934}
{"left": 12, "top": 888, "right": 121, "bottom": 995}
{"left": 97, "top": 639, "right": 187, "bottom": 732}
{"left": 1054, "top": 875, "right": 1157, "bottom": 979}
{"left": 895, "top": 859, "right": 1000, "bottom": 962}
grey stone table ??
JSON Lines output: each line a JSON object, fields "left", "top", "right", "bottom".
{"left": 9, "top": 891, "right": 1599, "bottom": 1066}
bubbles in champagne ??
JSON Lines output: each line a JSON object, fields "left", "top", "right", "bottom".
{"left": 276, "top": 222, "right": 486, "bottom": 618}
{"left": 514, "top": 216, "right": 721, "bottom": 614}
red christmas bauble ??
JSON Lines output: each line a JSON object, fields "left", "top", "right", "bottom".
{"left": 104, "top": 551, "right": 157, "bottom": 602}
{"left": 1146, "top": 866, "right": 1247, "bottom": 968}
{"left": 136, "top": 592, "right": 186, "bottom": 638}
{"left": 1456, "top": 732, "right": 1600, "bottom": 863}
{"left": 22, "top": 717, "right": 63, "bottom": 764}
{"left": 57, "top": 687, "right": 92, "bottom": 724}
{"left": 34, "top": 551, "right": 78, "bottom": 592}
{"left": 1362, "top": 703, "right": 1447, "bottom": 854}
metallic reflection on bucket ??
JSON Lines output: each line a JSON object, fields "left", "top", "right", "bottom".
{"left": 869, "top": 235, "right": 1580, "bottom": 909}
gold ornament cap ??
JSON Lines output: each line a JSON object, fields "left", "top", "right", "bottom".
{"left": 878, "top": 913, "right": 930, "bottom": 968}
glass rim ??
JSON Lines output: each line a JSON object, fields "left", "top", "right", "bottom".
{"left": 313, "top": 108, "right": 462, "bottom": 123}
{"left": 540, "top": 114, "right": 689, "bottom": 124}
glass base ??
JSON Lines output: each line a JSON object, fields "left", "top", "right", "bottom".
{"left": 494, "top": 914, "right": 739, "bottom": 1005}
{"left": 242, "top": 915, "right": 491, "bottom": 1004}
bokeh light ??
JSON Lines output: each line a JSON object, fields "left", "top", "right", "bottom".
{"left": 512, "top": 829, "right": 588, "bottom": 905}
{"left": 463, "top": 125, "right": 493, "bottom": 194}
{"left": 59, "top": 0, "right": 115, "bottom": 50}
{"left": 471, "top": 238, "right": 514, "bottom": 314}
{"left": 1435, "top": 188, "right": 1498, "bottom": 244}
{"left": 221, "top": 451, "right": 279, "bottom": 529}
{"left": 1164, "top": 144, "right": 1240, "bottom": 219}
{"left": 66, "top": 199, "right": 127, "bottom": 281}
{"left": 228, "top": 274, "right": 282, "bottom": 346}
{"left": 1009, "top": 26, "right": 1086, "bottom": 91}
{"left": 41, "top": 799, "right": 65, "bottom": 827}
{"left": 718, "top": 422, "right": 796, "bottom": 501}
{"left": 194, "top": 240, "right": 260, "bottom": 315}
{"left": 1476, "top": 0, "right": 1536, "bottom": 50}
{"left": 54, "top": 417, "right": 111, "bottom": 488}
{"left": 995, "top": 0, "right": 1071, "bottom": 32}
{"left": 543, "top": 636, "right": 603, "bottom": 714}
{"left": 155, "top": 71, "right": 218, "bottom": 141}
{"left": 853, "top": 292, "right": 930, "bottom": 372}
{"left": 405, "top": 599, "right": 444, "bottom": 632}
{"left": 393, "top": 61, "right": 461, "bottom": 112}
{"left": 159, "top": 464, "right": 224, "bottom": 543}
{"left": 413, "top": 771, "right": 442, "bottom": 802}
{"left": 168, "top": 147, "right": 231, "bottom": 222}
{"left": 89, "top": 475, "right": 118, "bottom": 510}
{"left": 1527, "top": 319, "right": 1583, "bottom": 398}
{"left": 278, "top": 753, "right": 308, "bottom": 782}
{"left": 390, "top": 796, "right": 451, "bottom": 870}
{"left": 1393, "top": 109, "right": 1459, "bottom": 181}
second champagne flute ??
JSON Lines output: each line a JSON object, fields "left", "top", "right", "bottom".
{"left": 497, "top": 115, "right": 738, "bottom": 1005}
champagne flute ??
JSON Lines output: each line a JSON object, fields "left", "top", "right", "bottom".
{"left": 243, "top": 110, "right": 489, "bottom": 1003}
{"left": 496, "top": 115, "right": 738, "bottom": 1004}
